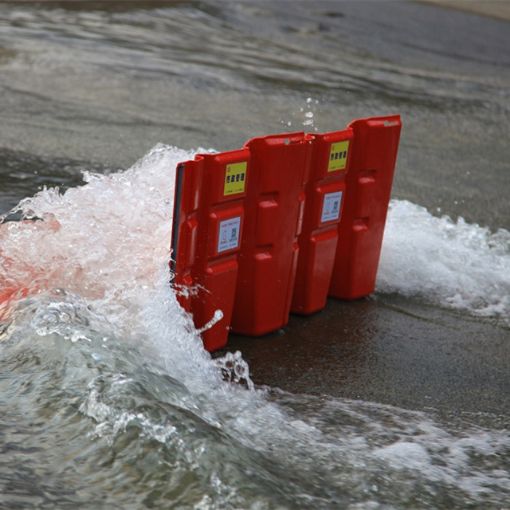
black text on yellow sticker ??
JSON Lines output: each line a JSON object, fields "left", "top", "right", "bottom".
{"left": 328, "top": 141, "right": 350, "bottom": 172}
{"left": 224, "top": 162, "right": 247, "bottom": 195}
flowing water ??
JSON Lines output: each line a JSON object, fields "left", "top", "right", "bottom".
{"left": 1, "top": 1, "right": 509, "bottom": 509}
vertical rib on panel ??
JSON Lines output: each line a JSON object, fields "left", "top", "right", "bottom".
{"left": 292, "top": 128, "right": 353, "bottom": 314}
{"left": 329, "top": 115, "right": 402, "bottom": 299}
{"left": 231, "top": 133, "right": 312, "bottom": 336}
{"left": 171, "top": 150, "right": 249, "bottom": 351}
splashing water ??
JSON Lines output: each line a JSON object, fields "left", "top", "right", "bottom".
{"left": 279, "top": 97, "right": 320, "bottom": 131}
{"left": 0, "top": 144, "right": 186, "bottom": 325}
{"left": 378, "top": 200, "right": 510, "bottom": 320}
{"left": 1, "top": 145, "right": 509, "bottom": 508}
{"left": 300, "top": 96, "right": 320, "bottom": 131}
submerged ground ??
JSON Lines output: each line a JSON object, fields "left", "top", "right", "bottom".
{"left": 0, "top": 1, "right": 509, "bottom": 508}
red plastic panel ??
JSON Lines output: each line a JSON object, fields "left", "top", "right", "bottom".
{"left": 170, "top": 116, "right": 402, "bottom": 350}
{"left": 170, "top": 150, "right": 249, "bottom": 351}
{"left": 329, "top": 115, "right": 402, "bottom": 299}
{"left": 292, "top": 128, "right": 353, "bottom": 314}
{"left": 171, "top": 159, "right": 202, "bottom": 313}
{"left": 230, "top": 133, "right": 312, "bottom": 336}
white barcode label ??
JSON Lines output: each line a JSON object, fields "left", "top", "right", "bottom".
{"left": 321, "top": 191, "right": 342, "bottom": 223}
{"left": 218, "top": 216, "right": 241, "bottom": 253}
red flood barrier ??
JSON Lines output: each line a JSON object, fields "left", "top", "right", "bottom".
{"left": 170, "top": 115, "right": 401, "bottom": 351}
{"left": 291, "top": 128, "right": 353, "bottom": 315}
{"left": 230, "top": 133, "right": 312, "bottom": 335}
{"left": 329, "top": 115, "right": 402, "bottom": 300}
{"left": 170, "top": 149, "right": 249, "bottom": 351}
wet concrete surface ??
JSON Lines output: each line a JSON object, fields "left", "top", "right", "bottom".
{"left": 223, "top": 294, "right": 510, "bottom": 419}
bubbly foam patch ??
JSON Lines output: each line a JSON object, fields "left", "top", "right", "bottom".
{"left": 0, "top": 144, "right": 190, "bottom": 328}
{"left": 378, "top": 200, "right": 510, "bottom": 321}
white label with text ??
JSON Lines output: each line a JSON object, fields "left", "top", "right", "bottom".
{"left": 321, "top": 191, "right": 342, "bottom": 223}
{"left": 218, "top": 216, "right": 241, "bottom": 253}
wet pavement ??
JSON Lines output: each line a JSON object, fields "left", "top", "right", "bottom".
{"left": 225, "top": 295, "right": 510, "bottom": 420}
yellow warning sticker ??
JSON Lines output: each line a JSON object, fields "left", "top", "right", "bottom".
{"left": 224, "top": 161, "right": 247, "bottom": 196}
{"left": 328, "top": 141, "right": 350, "bottom": 172}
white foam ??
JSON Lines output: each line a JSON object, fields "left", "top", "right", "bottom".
{"left": 378, "top": 199, "right": 510, "bottom": 320}
{"left": 0, "top": 144, "right": 190, "bottom": 330}
{"left": 373, "top": 441, "right": 432, "bottom": 470}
